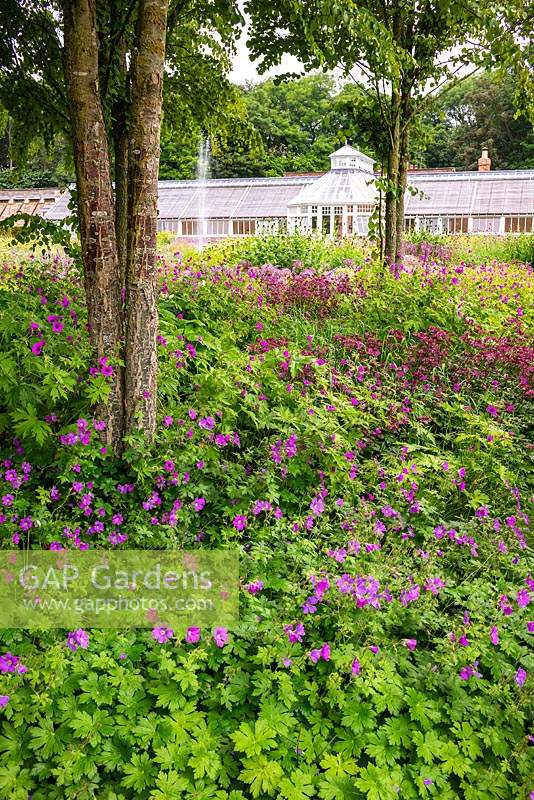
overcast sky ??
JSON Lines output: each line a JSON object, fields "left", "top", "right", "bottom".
{"left": 228, "top": 15, "right": 304, "bottom": 84}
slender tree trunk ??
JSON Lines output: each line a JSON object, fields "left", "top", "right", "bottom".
{"left": 125, "top": 0, "right": 169, "bottom": 437}
{"left": 396, "top": 121, "right": 409, "bottom": 260}
{"left": 63, "top": 0, "right": 124, "bottom": 449}
{"left": 114, "top": 118, "right": 129, "bottom": 285}
{"left": 384, "top": 89, "right": 401, "bottom": 264}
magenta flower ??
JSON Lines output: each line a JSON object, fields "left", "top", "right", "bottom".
{"left": 98, "top": 357, "right": 113, "bottom": 377}
{"left": 66, "top": 629, "right": 89, "bottom": 652}
{"left": 0, "top": 695, "right": 9, "bottom": 709}
{"left": 213, "top": 627, "right": 228, "bottom": 647}
{"left": 490, "top": 626, "right": 499, "bottom": 645}
{"left": 247, "top": 580, "right": 263, "bottom": 594}
{"left": 351, "top": 658, "right": 361, "bottom": 675}
{"left": 284, "top": 622, "right": 305, "bottom": 643}
{"left": 151, "top": 627, "right": 174, "bottom": 644}
{"left": 310, "top": 495, "right": 324, "bottom": 515}
{"left": 193, "top": 497, "right": 206, "bottom": 512}
{"left": 404, "top": 639, "right": 417, "bottom": 651}
{"left": 199, "top": 416, "right": 215, "bottom": 430}
{"left": 185, "top": 626, "right": 201, "bottom": 643}
{"left": 0, "top": 653, "right": 27, "bottom": 674}
{"left": 527, "top": 622, "right": 534, "bottom": 633}
{"left": 515, "top": 668, "right": 527, "bottom": 688}
{"left": 232, "top": 515, "right": 247, "bottom": 531}
{"left": 31, "top": 339, "right": 45, "bottom": 355}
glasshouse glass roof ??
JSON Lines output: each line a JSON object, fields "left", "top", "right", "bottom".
{"left": 287, "top": 169, "right": 377, "bottom": 207}
{"left": 405, "top": 170, "right": 534, "bottom": 216}
{"left": 43, "top": 145, "right": 534, "bottom": 224}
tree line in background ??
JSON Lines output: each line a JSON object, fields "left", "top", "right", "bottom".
{"left": 2, "top": 71, "right": 533, "bottom": 190}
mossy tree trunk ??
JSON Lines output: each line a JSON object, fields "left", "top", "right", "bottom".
{"left": 63, "top": 0, "right": 125, "bottom": 450}
{"left": 125, "top": 0, "right": 169, "bottom": 437}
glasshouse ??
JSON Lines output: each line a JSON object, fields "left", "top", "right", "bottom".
{"left": 42, "top": 143, "right": 534, "bottom": 240}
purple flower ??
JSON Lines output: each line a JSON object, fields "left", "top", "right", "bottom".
{"left": 0, "top": 695, "right": 9, "bottom": 709}
{"left": 151, "top": 627, "right": 173, "bottom": 644}
{"left": 232, "top": 515, "right": 247, "bottom": 531}
{"left": 515, "top": 668, "right": 527, "bottom": 688}
{"left": 185, "top": 626, "right": 201, "bottom": 643}
{"left": 310, "top": 496, "right": 324, "bottom": 515}
{"left": 213, "top": 627, "right": 228, "bottom": 648}
{"left": 0, "top": 653, "right": 27, "bottom": 674}
{"left": 31, "top": 339, "right": 45, "bottom": 356}
{"left": 99, "top": 357, "right": 113, "bottom": 377}
{"left": 193, "top": 497, "right": 206, "bottom": 512}
{"left": 351, "top": 658, "right": 361, "bottom": 675}
{"left": 527, "top": 621, "right": 534, "bottom": 633}
{"left": 163, "top": 415, "right": 173, "bottom": 427}
{"left": 284, "top": 622, "right": 305, "bottom": 643}
{"left": 199, "top": 416, "right": 215, "bottom": 430}
{"left": 404, "top": 639, "right": 417, "bottom": 651}
{"left": 247, "top": 580, "right": 263, "bottom": 594}
{"left": 490, "top": 626, "right": 499, "bottom": 645}
{"left": 66, "top": 629, "right": 89, "bottom": 652}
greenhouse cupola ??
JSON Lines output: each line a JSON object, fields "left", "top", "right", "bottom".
{"left": 287, "top": 143, "right": 377, "bottom": 237}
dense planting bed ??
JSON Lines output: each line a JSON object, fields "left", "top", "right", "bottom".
{"left": 0, "top": 242, "right": 533, "bottom": 799}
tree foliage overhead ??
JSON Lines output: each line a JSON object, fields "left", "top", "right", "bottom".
{"left": 243, "top": 0, "right": 533, "bottom": 260}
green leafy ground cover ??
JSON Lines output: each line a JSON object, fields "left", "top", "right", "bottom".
{"left": 0, "top": 237, "right": 532, "bottom": 799}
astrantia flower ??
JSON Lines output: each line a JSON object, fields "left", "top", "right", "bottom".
{"left": 185, "top": 626, "right": 201, "bottom": 643}
{"left": 66, "top": 629, "right": 89, "bottom": 652}
{"left": 515, "top": 668, "right": 527, "bottom": 688}
{"left": 151, "top": 627, "right": 173, "bottom": 644}
{"left": 213, "top": 627, "right": 228, "bottom": 647}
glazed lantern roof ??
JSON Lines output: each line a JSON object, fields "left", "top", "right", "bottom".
{"left": 287, "top": 144, "right": 377, "bottom": 208}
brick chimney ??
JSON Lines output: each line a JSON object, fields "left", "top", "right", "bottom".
{"left": 478, "top": 148, "right": 491, "bottom": 172}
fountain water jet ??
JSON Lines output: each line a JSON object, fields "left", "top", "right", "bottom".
{"left": 196, "top": 136, "right": 211, "bottom": 249}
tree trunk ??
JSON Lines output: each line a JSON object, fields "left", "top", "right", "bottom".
{"left": 124, "top": 0, "right": 169, "bottom": 437}
{"left": 396, "top": 122, "right": 409, "bottom": 260}
{"left": 114, "top": 118, "right": 129, "bottom": 285}
{"left": 63, "top": 0, "right": 124, "bottom": 450}
{"left": 384, "top": 90, "right": 401, "bottom": 263}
